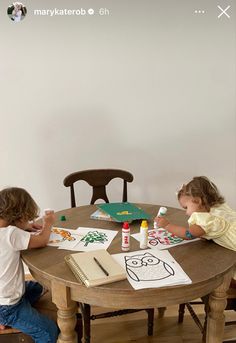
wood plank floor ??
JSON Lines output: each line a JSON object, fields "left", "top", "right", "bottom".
{"left": 88, "top": 304, "right": 236, "bottom": 343}
{"left": 25, "top": 274, "right": 235, "bottom": 342}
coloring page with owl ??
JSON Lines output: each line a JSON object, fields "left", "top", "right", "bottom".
{"left": 58, "top": 227, "right": 118, "bottom": 252}
{"left": 112, "top": 249, "right": 191, "bottom": 290}
{"left": 132, "top": 229, "right": 199, "bottom": 250}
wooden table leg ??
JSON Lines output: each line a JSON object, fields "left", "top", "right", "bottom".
{"left": 206, "top": 271, "right": 232, "bottom": 343}
{"left": 51, "top": 282, "right": 78, "bottom": 343}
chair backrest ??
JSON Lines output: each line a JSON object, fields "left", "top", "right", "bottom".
{"left": 63, "top": 169, "right": 134, "bottom": 207}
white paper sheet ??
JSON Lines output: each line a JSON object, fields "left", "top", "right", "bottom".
{"left": 112, "top": 249, "right": 192, "bottom": 290}
{"left": 132, "top": 228, "right": 199, "bottom": 250}
{"left": 66, "top": 227, "right": 118, "bottom": 251}
{"left": 47, "top": 227, "right": 82, "bottom": 249}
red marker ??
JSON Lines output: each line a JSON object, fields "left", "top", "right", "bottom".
{"left": 122, "top": 222, "right": 130, "bottom": 251}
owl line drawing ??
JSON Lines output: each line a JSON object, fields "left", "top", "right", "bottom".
{"left": 124, "top": 252, "right": 175, "bottom": 282}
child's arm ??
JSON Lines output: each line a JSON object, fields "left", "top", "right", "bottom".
{"left": 25, "top": 222, "right": 42, "bottom": 232}
{"left": 28, "top": 211, "right": 55, "bottom": 248}
{"left": 154, "top": 216, "right": 205, "bottom": 240}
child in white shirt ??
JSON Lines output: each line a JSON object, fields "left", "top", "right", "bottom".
{"left": 0, "top": 187, "right": 58, "bottom": 342}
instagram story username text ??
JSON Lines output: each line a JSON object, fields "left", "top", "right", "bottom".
{"left": 33, "top": 8, "right": 110, "bottom": 16}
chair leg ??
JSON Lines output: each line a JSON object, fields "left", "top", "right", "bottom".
{"left": 157, "top": 306, "right": 166, "bottom": 318}
{"left": 202, "top": 302, "right": 209, "bottom": 343}
{"left": 83, "top": 303, "right": 91, "bottom": 343}
{"left": 186, "top": 303, "right": 204, "bottom": 333}
{"left": 146, "top": 309, "right": 154, "bottom": 336}
{"left": 79, "top": 302, "right": 91, "bottom": 343}
{"left": 75, "top": 313, "right": 83, "bottom": 343}
{"left": 178, "top": 303, "right": 186, "bottom": 323}
{"left": 79, "top": 303, "right": 155, "bottom": 341}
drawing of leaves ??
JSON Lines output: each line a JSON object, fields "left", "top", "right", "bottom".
{"left": 80, "top": 231, "right": 108, "bottom": 246}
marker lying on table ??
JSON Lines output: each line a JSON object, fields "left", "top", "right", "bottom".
{"left": 93, "top": 257, "right": 109, "bottom": 276}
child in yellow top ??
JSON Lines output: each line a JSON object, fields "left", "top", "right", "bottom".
{"left": 154, "top": 176, "right": 236, "bottom": 286}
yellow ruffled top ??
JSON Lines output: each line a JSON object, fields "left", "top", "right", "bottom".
{"left": 188, "top": 203, "right": 236, "bottom": 279}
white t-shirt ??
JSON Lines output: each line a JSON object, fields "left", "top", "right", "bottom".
{"left": 0, "top": 226, "right": 30, "bottom": 305}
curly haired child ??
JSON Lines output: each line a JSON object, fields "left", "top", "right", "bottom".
{"left": 0, "top": 187, "right": 59, "bottom": 342}
{"left": 154, "top": 176, "right": 236, "bottom": 287}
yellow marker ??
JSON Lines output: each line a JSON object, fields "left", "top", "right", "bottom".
{"left": 140, "top": 220, "right": 148, "bottom": 249}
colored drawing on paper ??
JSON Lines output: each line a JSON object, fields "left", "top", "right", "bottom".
{"left": 73, "top": 227, "right": 118, "bottom": 252}
{"left": 80, "top": 230, "right": 108, "bottom": 247}
{"left": 148, "top": 229, "right": 183, "bottom": 246}
{"left": 49, "top": 227, "right": 76, "bottom": 243}
{"left": 124, "top": 252, "right": 174, "bottom": 282}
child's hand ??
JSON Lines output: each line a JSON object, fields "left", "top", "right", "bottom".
{"left": 154, "top": 216, "right": 169, "bottom": 229}
{"left": 28, "top": 210, "right": 55, "bottom": 249}
{"left": 32, "top": 223, "right": 43, "bottom": 231}
{"left": 43, "top": 210, "right": 55, "bottom": 228}
{"left": 27, "top": 222, "right": 42, "bottom": 232}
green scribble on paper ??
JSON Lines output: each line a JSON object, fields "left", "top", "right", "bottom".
{"left": 80, "top": 231, "right": 108, "bottom": 247}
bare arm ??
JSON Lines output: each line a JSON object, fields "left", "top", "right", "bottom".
{"left": 154, "top": 216, "right": 205, "bottom": 240}
{"left": 28, "top": 212, "right": 55, "bottom": 248}
{"left": 164, "top": 223, "right": 205, "bottom": 239}
{"left": 25, "top": 222, "right": 42, "bottom": 232}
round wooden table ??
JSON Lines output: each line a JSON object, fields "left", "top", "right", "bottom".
{"left": 22, "top": 204, "right": 236, "bottom": 343}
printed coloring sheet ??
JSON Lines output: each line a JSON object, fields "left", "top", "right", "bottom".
{"left": 48, "top": 227, "right": 118, "bottom": 251}
{"left": 47, "top": 227, "right": 82, "bottom": 250}
{"left": 112, "top": 249, "right": 192, "bottom": 290}
{"left": 132, "top": 228, "right": 199, "bottom": 250}
{"left": 66, "top": 227, "right": 118, "bottom": 251}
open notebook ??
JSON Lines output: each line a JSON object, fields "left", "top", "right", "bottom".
{"left": 65, "top": 249, "right": 126, "bottom": 287}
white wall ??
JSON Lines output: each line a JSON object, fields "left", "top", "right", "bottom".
{"left": 0, "top": 0, "right": 235, "bottom": 213}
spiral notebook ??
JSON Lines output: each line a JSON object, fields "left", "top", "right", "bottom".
{"left": 65, "top": 249, "right": 126, "bottom": 287}
{"left": 90, "top": 209, "right": 118, "bottom": 222}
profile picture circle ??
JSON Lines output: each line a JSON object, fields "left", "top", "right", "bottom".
{"left": 7, "top": 2, "right": 27, "bottom": 22}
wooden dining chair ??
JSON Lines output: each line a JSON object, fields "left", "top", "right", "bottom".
{"left": 63, "top": 168, "right": 134, "bottom": 207}
{"left": 0, "top": 328, "right": 33, "bottom": 343}
{"left": 63, "top": 168, "right": 154, "bottom": 343}
{"left": 178, "top": 286, "right": 236, "bottom": 343}
{"left": 0, "top": 291, "right": 84, "bottom": 343}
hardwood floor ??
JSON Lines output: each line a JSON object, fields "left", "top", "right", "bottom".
{"left": 25, "top": 274, "right": 235, "bottom": 342}
{"left": 88, "top": 304, "right": 236, "bottom": 343}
